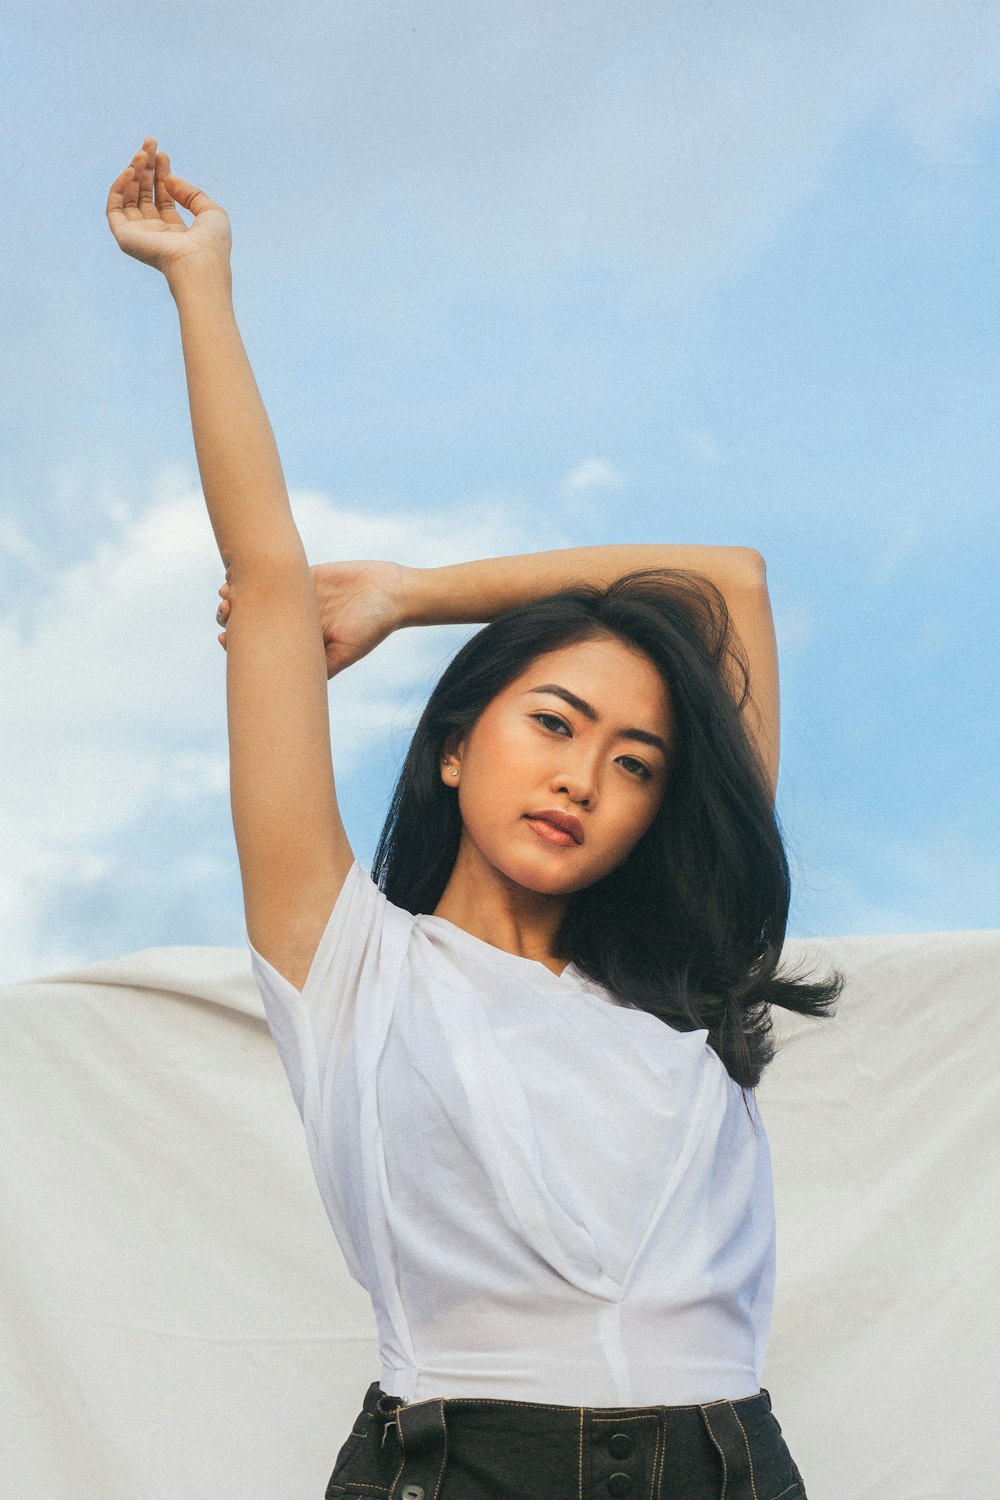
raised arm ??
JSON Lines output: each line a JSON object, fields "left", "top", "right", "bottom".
{"left": 106, "top": 138, "right": 355, "bottom": 991}
{"left": 399, "top": 544, "right": 780, "bottom": 800}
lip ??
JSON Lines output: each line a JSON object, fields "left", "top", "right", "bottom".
{"left": 524, "top": 810, "right": 584, "bottom": 845}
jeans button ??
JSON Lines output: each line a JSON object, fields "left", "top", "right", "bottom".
{"left": 608, "top": 1475, "right": 633, "bottom": 1497}
{"left": 402, "top": 1487, "right": 425, "bottom": 1500}
{"left": 608, "top": 1432, "right": 634, "bottom": 1459}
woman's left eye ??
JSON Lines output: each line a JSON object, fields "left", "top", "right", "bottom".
{"left": 619, "top": 757, "right": 652, "bottom": 780}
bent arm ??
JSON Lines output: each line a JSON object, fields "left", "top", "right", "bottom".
{"left": 400, "top": 543, "right": 780, "bottom": 800}
{"left": 399, "top": 543, "right": 763, "bottom": 624}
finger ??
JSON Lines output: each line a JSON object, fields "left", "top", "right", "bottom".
{"left": 121, "top": 147, "right": 147, "bottom": 221}
{"left": 154, "top": 150, "right": 186, "bottom": 227}
{"left": 162, "top": 170, "right": 221, "bottom": 218}
{"left": 136, "top": 137, "right": 159, "bottom": 217}
{"left": 106, "top": 163, "right": 138, "bottom": 232}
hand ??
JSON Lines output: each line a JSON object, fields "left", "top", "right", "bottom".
{"left": 106, "top": 136, "right": 232, "bottom": 281}
{"left": 216, "top": 560, "right": 411, "bottom": 679}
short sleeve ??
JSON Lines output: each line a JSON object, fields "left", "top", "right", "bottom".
{"left": 246, "top": 858, "right": 416, "bottom": 1126}
{"left": 246, "top": 860, "right": 417, "bottom": 1294}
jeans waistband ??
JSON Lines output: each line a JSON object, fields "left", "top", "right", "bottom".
{"left": 366, "top": 1382, "right": 772, "bottom": 1421}
{"left": 361, "top": 1380, "right": 775, "bottom": 1500}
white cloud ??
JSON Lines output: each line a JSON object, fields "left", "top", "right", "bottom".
{"left": 687, "top": 429, "right": 724, "bottom": 467}
{"left": 559, "top": 458, "right": 625, "bottom": 497}
{"left": 0, "top": 516, "right": 45, "bottom": 566}
{"left": 0, "top": 468, "right": 566, "bottom": 984}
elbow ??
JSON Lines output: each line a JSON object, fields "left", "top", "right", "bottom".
{"left": 740, "top": 548, "right": 767, "bottom": 586}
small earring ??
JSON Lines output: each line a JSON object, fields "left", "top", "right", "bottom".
{"left": 451, "top": 769, "right": 458, "bottom": 777}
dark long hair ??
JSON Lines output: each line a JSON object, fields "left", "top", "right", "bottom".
{"left": 372, "top": 567, "right": 842, "bottom": 1108}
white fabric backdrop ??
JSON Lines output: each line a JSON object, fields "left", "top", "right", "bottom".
{"left": 1, "top": 926, "right": 996, "bottom": 1499}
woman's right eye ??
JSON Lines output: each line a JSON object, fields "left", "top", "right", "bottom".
{"left": 532, "top": 712, "right": 569, "bottom": 735}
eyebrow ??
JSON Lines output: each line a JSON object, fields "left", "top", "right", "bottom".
{"left": 524, "top": 683, "right": 670, "bottom": 758}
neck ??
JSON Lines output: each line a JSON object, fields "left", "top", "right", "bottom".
{"left": 432, "top": 835, "right": 570, "bottom": 973}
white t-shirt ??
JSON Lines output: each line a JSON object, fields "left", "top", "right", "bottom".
{"left": 247, "top": 856, "right": 776, "bottom": 1406}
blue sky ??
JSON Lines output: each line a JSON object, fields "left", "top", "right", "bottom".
{"left": 1, "top": 0, "right": 997, "bottom": 984}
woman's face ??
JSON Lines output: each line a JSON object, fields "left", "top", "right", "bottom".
{"left": 443, "top": 635, "right": 675, "bottom": 896}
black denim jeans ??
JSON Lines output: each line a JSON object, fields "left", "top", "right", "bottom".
{"left": 324, "top": 1380, "right": 809, "bottom": 1499}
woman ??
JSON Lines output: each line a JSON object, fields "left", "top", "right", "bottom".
{"left": 107, "top": 138, "right": 839, "bottom": 1499}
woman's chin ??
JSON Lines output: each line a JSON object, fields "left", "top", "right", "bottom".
{"left": 501, "top": 850, "right": 603, "bottom": 898}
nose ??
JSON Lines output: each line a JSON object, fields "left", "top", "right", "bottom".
{"left": 550, "top": 755, "right": 597, "bottom": 806}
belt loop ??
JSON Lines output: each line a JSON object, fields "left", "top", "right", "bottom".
{"left": 699, "top": 1400, "right": 757, "bottom": 1500}
{"left": 391, "top": 1397, "right": 449, "bottom": 1500}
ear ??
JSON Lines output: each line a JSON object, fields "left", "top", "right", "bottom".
{"left": 439, "top": 731, "right": 464, "bottom": 787}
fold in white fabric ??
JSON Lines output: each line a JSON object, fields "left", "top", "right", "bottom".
{"left": 247, "top": 858, "right": 776, "bottom": 1405}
